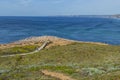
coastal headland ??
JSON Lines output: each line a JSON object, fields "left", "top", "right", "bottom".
{"left": 0, "top": 36, "right": 120, "bottom": 80}
{"left": 0, "top": 36, "right": 108, "bottom": 49}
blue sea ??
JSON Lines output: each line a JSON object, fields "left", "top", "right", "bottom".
{"left": 0, "top": 16, "right": 120, "bottom": 45}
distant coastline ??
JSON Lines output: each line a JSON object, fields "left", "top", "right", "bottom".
{"left": 0, "top": 14, "right": 120, "bottom": 18}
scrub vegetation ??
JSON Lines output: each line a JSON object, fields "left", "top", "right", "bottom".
{"left": 0, "top": 45, "right": 39, "bottom": 55}
{"left": 0, "top": 42, "right": 120, "bottom": 80}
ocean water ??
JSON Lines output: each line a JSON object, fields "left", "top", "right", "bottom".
{"left": 0, "top": 16, "right": 120, "bottom": 45}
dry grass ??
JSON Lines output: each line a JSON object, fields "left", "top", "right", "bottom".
{"left": 42, "top": 70, "right": 75, "bottom": 80}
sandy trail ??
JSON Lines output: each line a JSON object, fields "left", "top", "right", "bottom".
{"left": 42, "top": 70, "right": 75, "bottom": 80}
{"left": 0, "top": 36, "right": 108, "bottom": 57}
{"left": 0, "top": 41, "right": 50, "bottom": 57}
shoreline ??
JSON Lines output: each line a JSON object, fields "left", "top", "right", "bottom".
{"left": 0, "top": 36, "right": 108, "bottom": 49}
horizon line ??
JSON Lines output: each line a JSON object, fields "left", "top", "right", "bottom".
{"left": 0, "top": 14, "right": 118, "bottom": 17}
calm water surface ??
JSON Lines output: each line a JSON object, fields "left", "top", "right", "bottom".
{"left": 0, "top": 16, "right": 120, "bottom": 45}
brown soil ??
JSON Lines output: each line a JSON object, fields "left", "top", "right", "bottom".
{"left": 42, "top": 70, "right": 75, "bottom": 80}
{"left": 0, "top": 36, "right": 108, "bottom": 49}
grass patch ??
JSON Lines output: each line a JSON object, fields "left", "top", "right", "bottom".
{"left": 28, "top": 65, "right": 76, "bottom": 75}
{"left": 0, "top": 69, "right": 57, "bottom": 80}
{"left": 0, "top": 45, "right": 38, "bottom": 55}
{"left": 0, "top": 42, "right": 120, "bottom": 80}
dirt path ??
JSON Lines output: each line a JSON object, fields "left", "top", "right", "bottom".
{"left": 42, "top": 70, "right": 75, "bottom": 80}
{"left": 0, "top": 41, "right": 50, "bottom": 58}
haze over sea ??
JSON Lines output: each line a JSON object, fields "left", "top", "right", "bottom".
{"left": 0, "top": 16, "right": 120, "bottom": 45}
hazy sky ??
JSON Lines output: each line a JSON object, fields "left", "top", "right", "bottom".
{"left": 0, "top": 0, "right": 120, "bottom": 16}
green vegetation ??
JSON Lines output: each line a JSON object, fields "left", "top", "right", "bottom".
{"left": 0, "top": 45, "right": 39, "bottom": 55}
{"left": 0, "top": 69, "right": 57, "bottom": 80}
{"left": 0, "top": 42, "right": 120, "bottom": 80}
